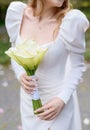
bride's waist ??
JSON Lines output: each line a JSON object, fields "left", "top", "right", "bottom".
{"left": 38, "top": 80, "right": 64, "bottom": 91}
{"left": 35, "top": 71, "right": 64, "bottom": 85}
{"left": 35, "top": 79, "right": 64, "bottom": 102}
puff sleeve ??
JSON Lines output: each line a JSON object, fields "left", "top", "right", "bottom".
{"left": 5, "top": 1, "right": 26, "bottom": 43}
{"left": 57, "top": 10, "right": 89, "bottom": 104}
{"left": 5, "top": 2, "right": 27, "bottom": 80}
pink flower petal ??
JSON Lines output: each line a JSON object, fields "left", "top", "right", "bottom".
{"left": 17, "top": 125, "right": 22, "bottom": 130}
{"left": 0, "top": 108, "right": 4, "bottom": 114}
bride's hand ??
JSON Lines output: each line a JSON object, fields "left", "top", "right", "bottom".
{"left": 35, "top": 97, "right": 65, "bottom": 121}
{"left": 19, "top": 73, "right": 38, "bottom": 94}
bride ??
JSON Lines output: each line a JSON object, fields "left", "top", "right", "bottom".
{"left": 5, "top": 0, "right": 89, "bottom": 130}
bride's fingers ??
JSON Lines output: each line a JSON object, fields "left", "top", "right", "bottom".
{"left": 21, "top": 84, "right": 33, "bottom": 94}
{"left": 37, "top": 107, "right": 55, "bottom": 117}
{"left": 21, "top": 82, "right": 35, "bottom": 93}
{"left": 34, "top": 106, "right": 48, "bottom": 114}
{"left": 47, "top": 112, "right": 58, "bottom": 121}
{"left": 22, "top": 78, "right": 36, "bottom": 88}
{"left": 22, "top": 87, "right": 34, "bottom": 94}
{"left": 39, "top": 111, "right": 57, "bottom": 120}
{"left": 22, "top": 78, "right": 30, "bottom": 86}
{"left": 25, "top": 75, "right": 39, "bottom": 82}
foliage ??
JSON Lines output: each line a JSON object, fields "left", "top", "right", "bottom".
{"left": 80, "top": 7, "right": 90, "bottom": 20}
{"left": 85, "top": 50, "right": 90, "bottom": 63}
{"left": 85, "top": 28, "right": 90, "bottom": 63}
{"left": 0, "top": 40, "right": 11, "bottom": 64}
{"left": 0, "top": 0, "right": 26, "bottom": 4}
{"left": 72, "top": 0, "right": 90, "bottom": 8}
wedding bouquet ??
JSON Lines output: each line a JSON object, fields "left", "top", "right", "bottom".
{"left": 5, "top": 39, "right": 48, "bottom": 114}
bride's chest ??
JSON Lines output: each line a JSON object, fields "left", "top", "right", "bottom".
{"left": 20, "top": 18, "right": 59, "bottom": 45}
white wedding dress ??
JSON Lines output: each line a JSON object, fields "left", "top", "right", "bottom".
{"left": 5, "top": 2, "right": 89, "bottom": 130}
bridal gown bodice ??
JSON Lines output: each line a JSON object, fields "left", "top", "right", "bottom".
{"left": 5, "top": 2, "right": 89, "bottom": 130}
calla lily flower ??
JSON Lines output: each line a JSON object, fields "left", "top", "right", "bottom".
{"left": 5, "top": 39, "right": 48, "bottom": 75}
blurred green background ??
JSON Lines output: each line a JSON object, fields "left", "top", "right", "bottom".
{"left": 0, "top": 0, "right": 90, "bottom": 65}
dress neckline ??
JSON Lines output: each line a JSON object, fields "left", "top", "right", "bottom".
{"left": 18, "top": 33, "right": 59, "bottom": 46}
{"left": 17, "top": 2, "right": 73, "bottom": 46}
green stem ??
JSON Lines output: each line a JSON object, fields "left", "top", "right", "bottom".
{"left": 24, "top": 67, "right": 35, "bottom": 76}
{"left": 32, "top": 99, "right": 43, "bottom": 114}
{"left": 27, "top": 70, "right": 31, "bottom": 76}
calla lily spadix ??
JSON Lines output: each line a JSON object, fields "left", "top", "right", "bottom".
{"left": 5, "top": 39, "right": 48, "bottom": 114}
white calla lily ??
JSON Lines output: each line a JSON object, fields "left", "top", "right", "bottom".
{"left": 5, "top": 39, "right": 48, "bottom": 75}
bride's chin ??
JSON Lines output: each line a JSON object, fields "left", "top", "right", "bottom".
{"left": 55, "top": 2, "right": 63, "bottom": 7}
{"left": 55, "top": 4, "right": 62, "bottom": 8}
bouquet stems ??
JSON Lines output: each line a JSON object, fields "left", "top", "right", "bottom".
{"left": 29, "top": 75, "right": 43, "bottom": 114}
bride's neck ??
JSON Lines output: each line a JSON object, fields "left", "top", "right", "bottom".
{"left": 40, "top": 6, "right": 58, "bottom": 21}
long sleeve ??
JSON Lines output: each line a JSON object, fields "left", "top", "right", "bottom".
{"left": 57, "top": 9, "right": 89, "bottom": 104}
{"left": 5, "top": 2, "right": 26, "bottom": 80}
{"left": 11, "top": 60, "right": 26, "bottom": 80}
